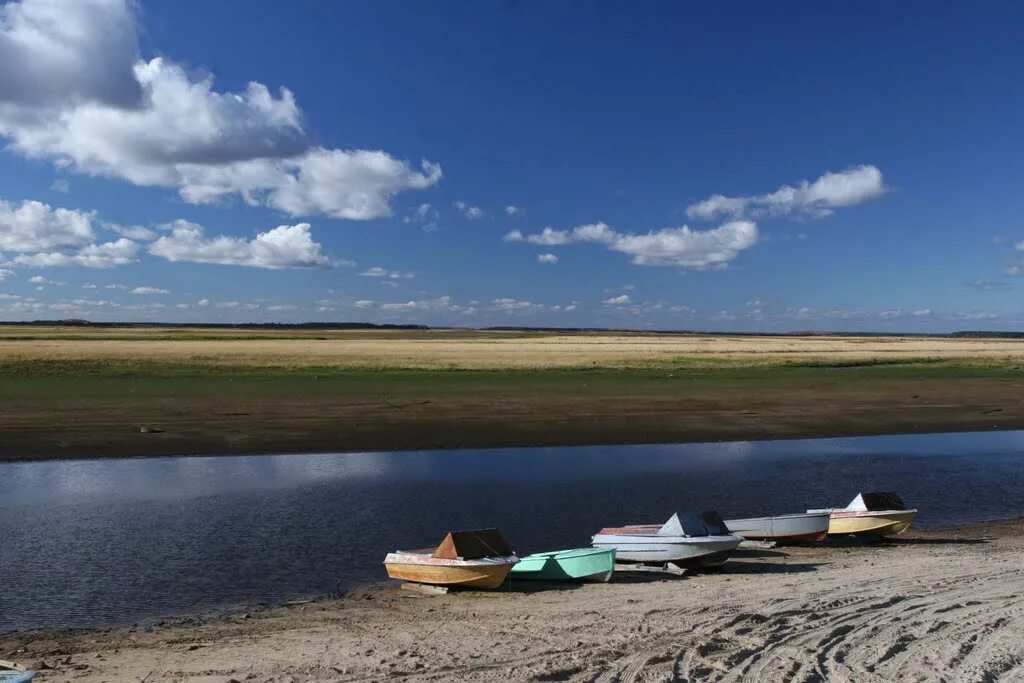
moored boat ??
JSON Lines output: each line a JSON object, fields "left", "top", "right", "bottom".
{"left": 724, "top": 511, "right": 830, "bottom": 543}
{"left": 809, "top": 492, "right": 918, "bottom": 538}
{"left": 383, "top": 528, "right": 519, "bottom": 589}
{"left": 510, "top": 547, "right": 615, "bottom": 582}
{"left": 0, "top": 660, "right": 36, "bottom": 683}
{"left": 592, "top": 512, "right": 742, "bottom": 568}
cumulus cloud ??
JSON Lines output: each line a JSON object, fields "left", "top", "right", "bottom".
{"left": 537, "top": 253, "right": 558, "bottom": 264}
{"left": 0, "top": 0, "right": 141, "bottom": 107}
{"left": 0, "top": 199, "right": 95, "bottom": 252}
{"left": 0, "top": 267, "right": 12, "bottom": 280}
{"left": 453, "top": 200, "right": 484, "bottom": 220}
{"left": 8, "top": 237, "right": 139, "bottom": 268}
{"left": 505, "top": 205, "right": 522, "bottom": 216}
{"left": 507, "top": 220, "right": 758, "bottom": 269}
{"left": 0, "top": 0, "right": 440, "bottom": 219}
{"left": 604, "top": 294, "right": 631, "bottom": 305}
{"left": 148, "top": 220, "right": 333, "bottom": 269}
{"left": 687, "top": 165, "right": 887, "bottom": 221}
{"left": 130, "top": 286, "right": 167, "bottom": 294}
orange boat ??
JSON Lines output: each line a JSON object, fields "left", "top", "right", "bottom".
{"left": 383, "top": 529, "right": 519, "bottom": 589}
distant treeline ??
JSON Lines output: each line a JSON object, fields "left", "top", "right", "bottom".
{"left": 951, "top": 331, "right": 1024, "bottom": 339}
{"left": 2, "top": 320, "right": 1023, "bottom": 337}
{"left": 0, "top": 319, "right": 428, "bottom": 330}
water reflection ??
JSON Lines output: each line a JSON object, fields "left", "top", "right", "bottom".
{"left": 2, "top": 430, "right": 1023, "bottom": 632}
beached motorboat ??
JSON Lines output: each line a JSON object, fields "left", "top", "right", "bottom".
{"left": 510, "top": 547, "right": 615, "bottom": 582}
{"left": 383, "top": 528, "right": 519, "bottom": 589}
{"left": 592, "top": 512, "right": 742, "bottom": 568}
{"left": 0, "top": 660, "right": 36, "bottom": 683}
{"left": 809, "top": 492, "right": 918, "bottom": 537}
{"left": 724, "top": 511, "right": 830, "bottom": 543}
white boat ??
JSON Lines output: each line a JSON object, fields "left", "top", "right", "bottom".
{"left": 592, "top": 512, "right": 742, "bottom": 567}
{"left": 724, "top": 512, "right": 831, "bottom": 543}
{"left": 809, "top": 492, "right": 918, "bottom": 537}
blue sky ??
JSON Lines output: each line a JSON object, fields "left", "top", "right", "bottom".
{"left": 0, "top": 0, "right": 1022, "bottom": 331}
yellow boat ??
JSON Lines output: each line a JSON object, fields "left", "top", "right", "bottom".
{"left": 383, "top": 529, "right": 519, "bottom": 589}
{"left": 810, "top": 492, "right": 918, "bottom": 538}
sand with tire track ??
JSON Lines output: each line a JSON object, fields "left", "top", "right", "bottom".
{"left": 4, "top": 519, "right": 1023, "bottom": 682}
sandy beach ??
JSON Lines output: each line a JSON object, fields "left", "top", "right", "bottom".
{"left": 5, "top": 518, "right": 1023, "bottom": 682}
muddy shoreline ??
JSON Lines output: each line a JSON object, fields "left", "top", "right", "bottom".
{"left": 5, "top": 373, "right": 1024, "bottom": 462}
{"left": 4, "top": 518, "right": 1023, "bottom": 681}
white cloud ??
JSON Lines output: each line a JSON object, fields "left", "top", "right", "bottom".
{"left": 912, "top": 308, "right": 933, "bottom": 316}
{"left": 266, "top": 304, "right": 296, "bottom": 311}
{"left": 105, "top": 222, "right": 157, "bottom": 241}
{"left": 50, "top": 179, "right": 69, "bottom": 193}
{"left": 491, "top": 297, "right": 543, "bottom": 312}
{"left": 404, "top": 202, "right": 439, "bottom": 232}
{"left": 505, "top": 205, "right": 522, "bottom": 216}
{"left": 0, "top": 199, "right": 95, "bottom": 251}
{"left": 521, "top": 227, "right": 573, "bottom": 246}
{"left": 9, "top": 238, "right": 138, "bottom": 268}
{"left": 354, "top": 300, "right": 374, "bottom": 309}
{"left": 609, "top": 221, "right": 757, "bottom": 268}
{"left": 378, "top": 296, "right": 471, "bottom": 314}
{"left": 215, "top": 301, "right": 260, "bottom": 310}
{"left": 537, "top": 253, "right": 558, "bottom": 264}
{"left": 968, "top": 279, "right": 1012, "bottom": 292}
{"left": 687, "top": 165, "right": 887, "bottom": 221}
{"left": 0, "top": 0, "right": 441, "bottom": 219}
{"left": 604, "top": 294, "right": 631, "bottom": 305}
{"left": 0, "top": 268, "right": 12, "bottom": 280}
{"left": 503, "top": 229, "right": 524, "bottom": 242}
{"left": 0, "top": 0, "right": 141, "bottom": 108}
{"left": 454, "top": 201, "right": 484, "bottom": 220}
{"left": 508, "top": 220, "right": 758, "bottom": 269}
{"left": 360, "top": 266, "right": 413, "bottom": 279}
{"left": 105, "top": 283, "right": 127, "bottom": 289}
{"left": 131, "top": 286, "right": 167, "bottom": 295}
{"left": 196, "top": 298, "right": 210, "bottom": 307}
{"left": 81, "top": 282, "right": 96, "bottom": 288}
{"left": 148, "top": 220, "right": 333, "bottom": 269}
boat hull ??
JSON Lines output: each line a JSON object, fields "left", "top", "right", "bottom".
{"left": 827, "top": 510, "right": 917, "bottom": 537}
{"left": 724, "top": 512, "right": 830, "bottom": 543}
{"left": 510, "top": 548, "right": 615, "bottom": 582}
{"left": 384, "top": 553, "right": 517, "bottom": 589}
{"left": 591, "top": 535, "right": 741, "bottom": 566}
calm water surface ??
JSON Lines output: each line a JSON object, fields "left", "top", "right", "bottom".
{"left": 2, "top": 431, "right": 1024, "bottom": 632}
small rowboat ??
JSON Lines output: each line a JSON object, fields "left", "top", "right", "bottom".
{"left": 809, "top": 492, "right": 918, "bottom": 538}
{"left": 510, "top": 547, "right": 615, "bottom": 582}
{"left": 724, "top": 512, "right": 831, "bottom": 543}
{"left": 384, "top": 528, "right": 519, "bottom": 589}
{"left": 0, "top": 660, "right": 36, "bottom": 683}
{"left": 592, "top": 512, "right": 742, "bottom": 568}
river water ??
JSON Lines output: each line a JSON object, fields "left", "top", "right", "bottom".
{"left": 2, "top": 430, "right": 1024, "bottom": 632}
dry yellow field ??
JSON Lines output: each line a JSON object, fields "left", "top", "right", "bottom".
{"left": 4, "top": 326, "right": 1024, "bottom": 460}
{"left": 2, "top": 326, "right": 1024, "bottom": 369}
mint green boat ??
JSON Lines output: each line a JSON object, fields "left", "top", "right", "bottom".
{"left": 509, "top": 547, "right": 615, "bottom": 582}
